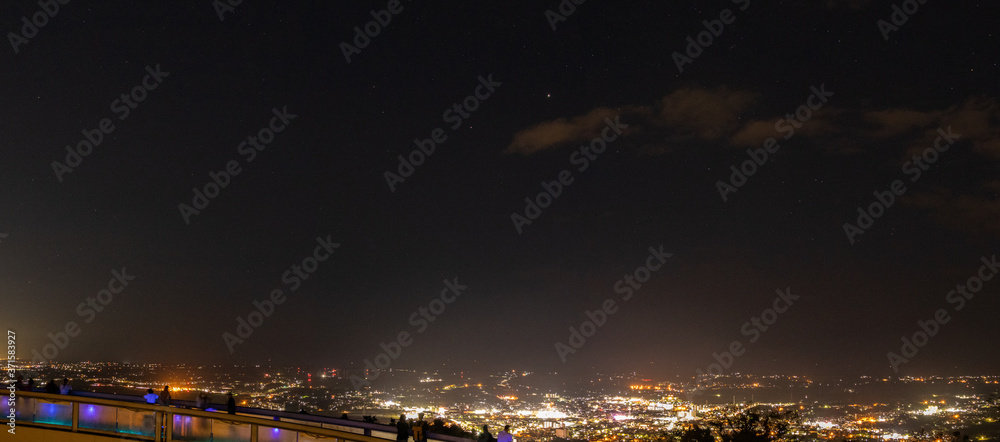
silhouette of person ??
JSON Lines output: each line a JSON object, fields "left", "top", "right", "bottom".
{"left": 497, "top": 425, "right": 513, "bottom": 442}
{"left": 395, "top": 414, "right": 409, "bottom": 442}
{"left": 478, "top": 425, "right": 494, "bottom": 442}
{"left": 144, "top": 388, "right": 159, "bottom": 404}
{"left": 14, "top": 375, "right": 23, "bottom": 390}
{"left": 195, "top": 391, "right": 209, "bottom": 409}
{"left": 60, "top": 378, "right": 72, "bottom": 395}
{"left": 27, "top": 378, "right": 35, "bottom": 391}
{"left": 160, "top": 386, "right": 171, "bottom": 406}
{"left": 412, "top": 412, "right": 429, "bottom": 442}
{"left": 226, "top": 393, "right": 236, "bottom": 414}
{"left": 45, "top": 379, "right": 58, "bottom": 393}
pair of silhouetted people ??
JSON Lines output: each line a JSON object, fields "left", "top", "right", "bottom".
{"left": 142, "top": 386, "right": 172, "bottom": 405}
{"left": 40, "top": 377, "right": 73, "bottom": 395}
{"left": 13, "top": 375, "right": 33, "bottom": 391}
{"left": 480, "top": 424, "right": 513, "bottom": 442}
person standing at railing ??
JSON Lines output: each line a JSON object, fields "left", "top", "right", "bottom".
{"left": 497, "top": 425, "right": 513, "bottom": 442}
{"left": 395, "top": 414, "right": 409, "bottom": 442}
{"left": 412, "top": 412, "right": 429, "bottom": 442}
{"left": 195, "top": 391, "right": 209, "bottom": 409}
{"left": 44, "top": 379, "right": 59, "bottom": 394}
{"left": 59, "top": 378, "right": 72, "bottom": 395}
{"left": 477, "top": 425, "right": 495, "bottom": 442}
{"left": 226, "top": 392, "right": 236, "bottom": 414}
{"left": 144, "top": 388, "right": 159, "bottom": 404}
{"left": 160, "top": 386, "right": 171, "bottom": 406}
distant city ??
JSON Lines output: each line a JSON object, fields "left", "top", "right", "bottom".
{"left": 10, "top": 359, "right": 1000, "bottom": 441}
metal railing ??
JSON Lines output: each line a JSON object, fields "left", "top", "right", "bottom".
{"left": 4, "top": 390, "right": 413, "bottom": 441}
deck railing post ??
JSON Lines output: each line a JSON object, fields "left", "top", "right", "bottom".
{"left": 71, "top": 401, "right": 79, "bottom": 432}
{"left": 165, "top": 411, "right": 173, "bottom": 442}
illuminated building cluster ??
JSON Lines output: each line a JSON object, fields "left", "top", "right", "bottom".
{"left": 12, "top": 360, "right": 1000, "bottom": 442}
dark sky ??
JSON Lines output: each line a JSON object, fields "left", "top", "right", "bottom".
{"left": 2, "top": 1, "right": 999, "bottom": 379}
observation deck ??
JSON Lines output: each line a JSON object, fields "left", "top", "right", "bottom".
{"left": 3, "top": 390, "right": 473, "bottom": 442}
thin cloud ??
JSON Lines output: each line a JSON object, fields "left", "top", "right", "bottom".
{"left": 654, "top": 87, "right": 758, "bottom": 141}
{"left": 504, "top": 87, "right": 757, "bottom": 155}
{"left": 504, "top": 107, "right": 620, "bottom": 155}
{"left": 904, "top": 185, "right": 1000, "bottom": 239}
{"left": 865, "top": 108, "right": 941, "bottom": 138}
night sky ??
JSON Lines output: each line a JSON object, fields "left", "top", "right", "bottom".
{"left": 2, "top": 1, "right": 999, "bottom": 379}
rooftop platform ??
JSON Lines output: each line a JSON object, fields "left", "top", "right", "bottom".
{"left": 4, "top": 390, "right": 473, "bottom": 442}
